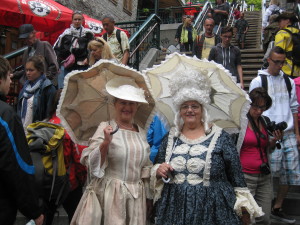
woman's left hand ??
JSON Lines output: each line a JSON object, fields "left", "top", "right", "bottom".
{"left": 241, "top": 207, "right": 250, "bottom": 225}
{"left": 146, "top": 199, "right": 153, "bottom": 220}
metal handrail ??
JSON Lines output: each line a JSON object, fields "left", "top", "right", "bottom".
{"left": 3, "top": 46, "right": 28, "bottom": 60}
{"left": 193, "top": 1, "right": 213, "bottom": 33}
{"left": 129, "top": 14, "right": 161, "bottom": 44}
{"left": 127, "top": 13, "right": 161, "bottom": 69}
{"left": 130, "top": 22, "right": 159, "bottom": 57}
{"left": 227, "top": 5, "right": 235, "bottom": 27}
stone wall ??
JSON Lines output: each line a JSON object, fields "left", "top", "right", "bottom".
{"left": 55, "top": 0, "right": 138, "bottom": 22}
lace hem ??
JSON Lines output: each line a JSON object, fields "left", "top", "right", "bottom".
{"left": 150, "top": 164, "right": 165, "bottom": 203}
{"left": 234, "top": 187, "right": 264, "bottom": 219}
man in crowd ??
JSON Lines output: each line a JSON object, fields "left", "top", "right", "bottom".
{"left": 209, "top": 26, "right": 244, "bottom": 89}
{"left": 102, "top": 14, "right": 130, "bottom": 65}
{"left": 234, "top": 12, "right": 249, "bottom": 49}
{"left": 193, "top": 18, "right": 221, "bottom": 60}
{"left": 249, "top": 46, "right": 300, "bottom": 224}
{"left": 175, "top": 15, "right": 187, "bottom": 52}
{"left": 274, "top": 12, "right": 300, "bottom": 77}
{"left": 13, "top": 24, "right": 59, "bottom": 85}
{"left": 212, "top": 0, "right": 229, "bottom": 34}
{"left": 0, "top": 56, "right": 44, "bottom": 225}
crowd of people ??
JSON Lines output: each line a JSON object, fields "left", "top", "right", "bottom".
{"left": 0, "top": 3, "right": 300, "bottom": 225}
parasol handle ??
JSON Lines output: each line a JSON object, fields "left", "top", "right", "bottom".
{"left": 110, "top": 125, "right": 119, "bottom": 135}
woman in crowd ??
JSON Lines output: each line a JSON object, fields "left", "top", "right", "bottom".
{"left": 87, "top": 37, "right": 115, "bottom": 66}
{"left": 17, "top": 55, "right": 56, "bottom": 133}
{"left": 79, "top": 77, "right": 153, "bottom": 224}
{"left": 262, "top": 0, "right": 282, "bottom": 29}
{"left": 151, "top": 70, "right": 263, "bottom": 225}
{"left": 240, "top": 87, "right": 283, "bottom": 225}
{"left": 54, "top": 10, "right": 94, "bottom": 89}
{"left": 180, "top": 16, "right": 197, "bottom": 52}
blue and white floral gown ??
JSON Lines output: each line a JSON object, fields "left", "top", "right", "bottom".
{"left": 151, "top": 125, "right": 263, "bottom": 225}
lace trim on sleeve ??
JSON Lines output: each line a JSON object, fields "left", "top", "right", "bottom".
{"left": 150, "top": 164, "right": 164, "bottom": 203}
{"left": 234, "top": 187, "right": 264, "bottom": 219}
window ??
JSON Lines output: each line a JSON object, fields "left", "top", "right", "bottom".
{"left": 123, "top": 0, "right": 132, "bottom": 15}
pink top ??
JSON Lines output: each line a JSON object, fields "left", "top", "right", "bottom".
{"left": 240, "top": 126, "right": 268, "bottom": 174}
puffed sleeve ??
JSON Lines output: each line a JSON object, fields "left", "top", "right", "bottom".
{"left": 80, "top": 121, "right": 109, "bottom": 179}
{"left": 150, "top": 133, "right": 168, "bottom": 203}
{"left": 221, "top": 131, "right": 264, "bottom": 219}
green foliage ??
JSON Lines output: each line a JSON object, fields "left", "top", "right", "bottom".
{"left": 246, "top": 0, "right": 262, "bottom": 10}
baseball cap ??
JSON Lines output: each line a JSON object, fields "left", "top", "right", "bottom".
{"left": 19, "top": 24, "right": 34, "bottom": 39}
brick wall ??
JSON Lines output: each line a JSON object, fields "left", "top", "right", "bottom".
{"left": 55, "top": 0, "right": 138, "bottom": 22}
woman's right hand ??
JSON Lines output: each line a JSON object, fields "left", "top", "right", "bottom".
{"left": 103, "top": 125, "right": 113, "bottom": 145}
{"left": 156, "top": 163, "right": 174, "bottom": 179}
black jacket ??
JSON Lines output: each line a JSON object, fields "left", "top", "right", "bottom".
{"left": 0, "top": 94, "right": 41, "bottom": 225}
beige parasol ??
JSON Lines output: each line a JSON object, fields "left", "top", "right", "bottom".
{"left": 57, "top": 60, "right": 156, "bottom": 146}
{"left": 143, "top": 52, "right": 250, "bottom": 146}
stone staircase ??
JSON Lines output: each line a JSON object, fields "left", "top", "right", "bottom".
{"left": 271, "top": 178, "right": 300, "bottom": 225}
{"left": 241, "top": 48, "right": 264, "bottom": 90}
{"left": 230, "top": 11, "right": 264, "bottom": 91}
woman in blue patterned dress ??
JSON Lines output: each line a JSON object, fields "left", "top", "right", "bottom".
{"left": 150, "top": 70, "right": 263, "bottom": 225}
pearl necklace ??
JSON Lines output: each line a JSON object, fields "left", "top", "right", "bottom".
{"left": 117, "top": 121, "right": 134, "bottom": 130}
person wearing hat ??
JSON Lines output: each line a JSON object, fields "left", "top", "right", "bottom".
{"left": 151, "top": 70, "right": 263, "bottom": 225}
{"left": 13, "top": 24, "right": 59, "bottom": 85}
{"left": 274, "top": 12, "right": 300, "bottom": 77}
{"left": 78, "top": 77, "right": 153, "bottom": 224}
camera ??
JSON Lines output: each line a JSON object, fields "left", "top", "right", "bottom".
{"left": 265, "top": 121, "right": 287, "bottom": 149}
{"left": 260, "top": 162, "right": 271, "bottom": 175}
{"left": 266, "top": 121, "right": 287, "bottom": 133}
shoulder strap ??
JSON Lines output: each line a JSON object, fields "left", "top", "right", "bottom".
{"left": 283, "top": 74, "right": 292, "bottom": 98}
{"left": 116, "top": 29, "right": 123, "bottom": 53}
{"left": 283, "top": 28, "right": 293, "bottom": 36}
{"left": 259, "top": 74, "right": 268, "bottom": 92}
{"left": 103, "top": 33, "right": 108, "bottom": 41}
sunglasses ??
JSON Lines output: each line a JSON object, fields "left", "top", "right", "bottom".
{"left": 251, "top": 104, "right": 267, "bottom": 111}
{"left": 269, "top": 58, "right": 286, "bottom": 66}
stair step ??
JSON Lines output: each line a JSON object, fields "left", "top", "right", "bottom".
{"left": 240, "top": 48, "right": 264, "bottom": 53}
{"left": 243, "top": 70, "right": 260, "bottom": 75}
{"left": 242, "top": 58, "right": 263, "bottom": 62}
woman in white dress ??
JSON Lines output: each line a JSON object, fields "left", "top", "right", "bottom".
{"left": 80, "top": 77, "right": 153, "bottom": 225}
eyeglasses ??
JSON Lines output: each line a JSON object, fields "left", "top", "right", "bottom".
{"left": 269, "top": 58, "right": 286, "bottom": 66}
{"left": 180, "top": 104, "right": 201, "bottom": 111}
{"left": 251, "top": 104, "right": 267, "bottom": 111}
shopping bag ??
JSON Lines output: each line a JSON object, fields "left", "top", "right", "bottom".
{"left": 70, "top": 185, "right": 102, "bottom": 225}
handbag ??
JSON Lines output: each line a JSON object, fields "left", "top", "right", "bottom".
{"left": 70, "top": 181, "right": 102, "bottom": 225}
{"left": 63, "top": 29, "right": 81, "bottom": 69}
{"left": 63, "top": 53, "right": 75, "bottom": 69}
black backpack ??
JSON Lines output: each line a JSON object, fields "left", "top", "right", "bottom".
{"left": 282, "top": 28, "right": 300, "bottom": 69}
{"left": 103, "top": 29, "right": 123, "bottom": 53}
{"left": 259, "top": 74, "right": 292, "bottom": 98}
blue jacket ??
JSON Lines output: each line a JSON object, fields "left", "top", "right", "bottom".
{"left": 17, "top": 77, "right": 56, "bottom": 123}
{"left": 147, "top": 115, "right": 168, "bottom": 162}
